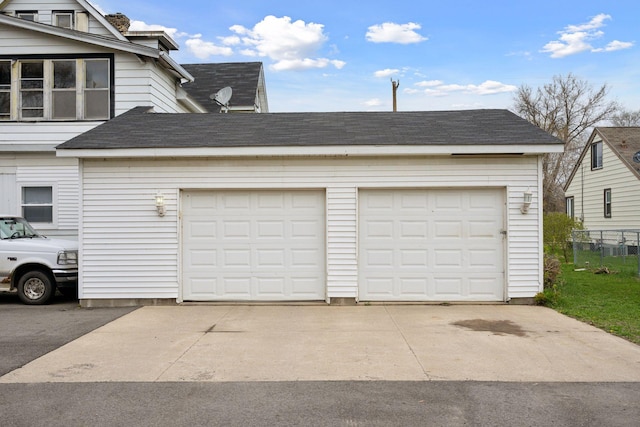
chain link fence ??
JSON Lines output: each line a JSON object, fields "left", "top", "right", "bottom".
{"left": 572, "top": 229, "right": 640, "bottom": 276}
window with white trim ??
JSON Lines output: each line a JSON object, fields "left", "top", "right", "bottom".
{"left": 21, "top": 186, "right": 53, "bottom": 223}
{"left": 604, "top": 188, "right": 611, "bottom": 218}
{"left": 53, "top": 11, "right": 74, "bottom": 29}
{"left": 1, "top": 58, "right": 111, "bottom": 121}
{"left": 16, "top": 11, "right": 37, "bottom": 21}
{"left": 591, "top": 141, "right": 603, "bottom": 170}
{"left": 565, "top": 196, "right": 574, "bottom": 218}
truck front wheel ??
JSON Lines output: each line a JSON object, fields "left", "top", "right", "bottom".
{"left": 17, "top": 271, "right": 55, "bottom": 305}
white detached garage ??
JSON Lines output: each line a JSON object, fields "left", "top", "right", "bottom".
{"left": 57, "top": 108, "right": 563, "bottom": 307}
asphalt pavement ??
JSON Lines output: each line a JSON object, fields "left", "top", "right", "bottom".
{"left": 0, "top": 291, "right": 136, "bottom": 376}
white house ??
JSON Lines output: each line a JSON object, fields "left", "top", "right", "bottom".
{"left": 0, "top": 0, "right": 268, "bottom": 239}
{"left": 564, "top": 127, "right": 640, "bottom": 230}
{"left": 57, "top": 108, "right": 564, "bottom": 306}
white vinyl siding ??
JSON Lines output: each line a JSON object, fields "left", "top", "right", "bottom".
{"left": 565, "top": 140, "right": 640, "bottom": 230}
{"left": 113, "top": 53, "right": 190, "bottom": 115}
{"left": 0, "top": 25, "right": 115, "bottom": 55}
{"left": 16, "top": 164, "right": 78, "bottom": 238}
{"left": 78, "top": 156, "right": 542, "bottom": 301}
{"left": 326, "top": 187, "right": 357, "bottom": 299}
{"left": 0, "top": 121, "right": 102, "bottom": 148}
{"left": 0, "top": 171, "right": 17, "bottom": 213}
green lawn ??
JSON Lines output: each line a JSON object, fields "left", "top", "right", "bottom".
{"left": 545, "top": 263, "right": 640, "bottom": 345}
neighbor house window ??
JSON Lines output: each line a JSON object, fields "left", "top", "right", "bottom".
{"left": 0, "top": 61, "right": 10, "bottom": 120}
{"left": 591, "top": 141, "right": 603, "bottom": 170}
{"left": 604, "top": 189, "right": 611, "bottom": 218}
{"left": 4, "top": 58, "right": 111, "bottom": 121}
{"left": 21, "top": 186, "right": 53, "bottom": 223}
{"left": 53, "top": 11, "right": 74, "bottom": 29}
{"left": 566, "top": 196, "right": 574, "bottom": 218}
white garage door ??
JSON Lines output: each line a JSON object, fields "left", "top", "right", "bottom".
{"left": 182, "top": 190, "right": 325, "bottom": 301}
{"left": 359, "top": 189, "right": 505, "bottom": 301}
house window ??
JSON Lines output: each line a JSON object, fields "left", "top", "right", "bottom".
{"left": 20, "top": 61, "right": 44, "bottom": 119}
{"left": 21, "top": 186, "right": 53, "bottom": 223}
{"left": 16, "top": 11, "right": 37, "bottom": 21}
{"left": 84, "top": 59, "right": 110, "bottom": 119}
{"left": 591, "top": 141, "right": 603, "bottom": 170}
{"left": 566, "top": 196, "right": 574, "bottom": 218}
{"left": 604, "top": 189, "right": 611, "bottom": 218}
{"left": 0, "top": 61, "right": 10, "bottom": 120}
{"left": 52, "top": 60, "right": 76, "bottom": 119}
{"left": 4, "top": 58, "right": 111, "bottom": 121}
{"left": 53, "top": 11, "right": 74, "bottom": 29}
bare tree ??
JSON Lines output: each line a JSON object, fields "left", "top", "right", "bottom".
{"left": 513, "top": 73, "right": 618, "bottom": 211}
{"left": 611, "top": 108, "right": 640, "bottom": 126}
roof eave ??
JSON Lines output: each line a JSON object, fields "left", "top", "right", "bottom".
{"left": 0, "top": 14, "right": 159, "bottom": 58}
{"left": 57, "top": 144, "right": 564, "bottom": 159}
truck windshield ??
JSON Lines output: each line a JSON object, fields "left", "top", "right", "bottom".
{"left": 0, "top": 217, "right": 41, "bottom": 239}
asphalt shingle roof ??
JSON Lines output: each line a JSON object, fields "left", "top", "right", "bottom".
{"left": 181, "top": 62, "right": 263, "bottom": 111}
{"left": 57, "top": 108, "right": 563, "bottom": 150}
{"left": 598, "top": 127, "right": 640, "bottom": 177}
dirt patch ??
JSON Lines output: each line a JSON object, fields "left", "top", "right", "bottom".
{"left": 452, "top": 319, "right": 527, "bottom": 337}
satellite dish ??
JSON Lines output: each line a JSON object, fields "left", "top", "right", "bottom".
{"left": 209, "top": 86, "right": 232, "bottom": 112}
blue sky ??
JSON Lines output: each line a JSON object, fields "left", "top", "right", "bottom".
{"left": 92, "top": 0, "right": 639, "bottom": 113}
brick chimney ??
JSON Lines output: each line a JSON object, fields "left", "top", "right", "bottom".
{"left": 105, "top": 13, "right": 130, "bottom": 33}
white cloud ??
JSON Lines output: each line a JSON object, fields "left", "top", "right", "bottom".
{"left": 271, "top": 58, "right": 345, "bottom": 71}
{"left": 219, "top": 35, "right": 241, "bottom": 46}
{"left": 363, "top": 98, "right": 383, "bottom": 107}
{"left": 415, "top": 80, "right": 443, "bottom": 87}
{"left": 374, "top": 68, "right": 400, "bottom": 78}
{"left": 366, "top": 22, "right": 427, "bottom": 44}
{"left": 228, "top": 15, "right": 344, "bottom": 71}
{"left": 129, "top": 20, "right": 180, "bottom": 39}
{"left": 593, "top": 40, "right": 635, "bottom": 52}
{"left": 541, "top": 13, "right": 633, "bottom": 58}
{"left": 410, "top": 80, "right": 517, "bottom": 97}
{"left": 185, "top": 36, "right": 234, "bottom": 59}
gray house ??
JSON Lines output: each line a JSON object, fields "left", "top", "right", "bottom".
{"left": 57, "top": 108, "right": 563, "bottom": 307}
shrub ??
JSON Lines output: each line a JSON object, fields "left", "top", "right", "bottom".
{"left": 544, "top": 253, "right": 561, "bottom": 289}
{"left": 544, "top": 212, "right": 583, "bottom": 262}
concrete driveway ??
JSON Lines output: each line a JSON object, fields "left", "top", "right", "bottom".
{"left": 1, "top": 304, "right": 639, "bottom": 383}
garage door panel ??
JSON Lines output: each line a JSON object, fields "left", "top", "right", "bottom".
{"left": 433, "top": 193, "right": 463, "bottom": 211}
{"left": 189, "top": 250, "right": 216, "bottom": 267}
{"left": 400, "top": 221, "right": 428, "bottom": 238}
{"left": 434, "top": 220, "right": 462, "bottom": 238}
{"left": 400, "top": 278, "right": 429, "bottom": 295}
{"left": 359, "top": 189, "right": 504, "bottom": 301}
{"left": 183, "top": 190, "right": 325, "bottom": 301}
{"left": 469, "top": 249, "right": 498, "bottom": 268}
{"left": 256, "top": 249, "right": 285, "bottom": 267}
{"left": 433, "top": 250, "right": 462, "bottom": 267}
{"left": 434, "top": 278, "right": 463, "bottom": 297}
{"left": 400, "top": 250, "right": 428, "bottom": 266}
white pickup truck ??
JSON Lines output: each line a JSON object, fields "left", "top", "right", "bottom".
{"left": 0, "top": 216, "right": 78, "bottom": 304}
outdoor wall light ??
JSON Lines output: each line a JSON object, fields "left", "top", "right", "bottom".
{"left": 155, "top": 193, "right": 166, "bottom": 217}
{"left": 521, "top": 189, "right": 533, "bottom": 214}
